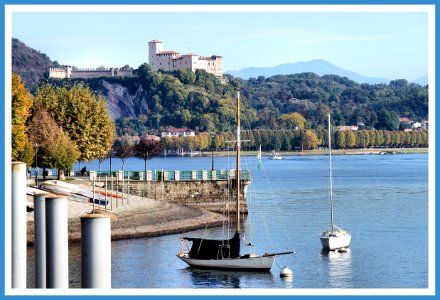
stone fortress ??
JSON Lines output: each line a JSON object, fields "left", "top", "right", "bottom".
{"left": 49, "top": 66, "right": 133, "bottom": 79}
{"left": 49, "top": 39, "right": 223, "bottom": 79}
{"left": 148, "top": 40, "right": 223, "bottom": 77}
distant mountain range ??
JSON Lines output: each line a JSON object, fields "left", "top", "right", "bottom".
{"left": 226, "top": 59, "right": 428, "bottom": 86}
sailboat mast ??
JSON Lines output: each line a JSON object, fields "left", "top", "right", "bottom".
{"left": 328, "top": 113, "right": 334, "bottom": 230}
{"left": 236, "top": 88, "right": 241, "bottom": 232}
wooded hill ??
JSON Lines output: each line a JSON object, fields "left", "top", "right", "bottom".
{"left": 12, "top": 38, "right": 59, "bottom": 93}
{"left": 12, "top": 38, "right": 428, "bottom": 137}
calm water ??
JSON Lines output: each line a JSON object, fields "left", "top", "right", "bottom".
{"left": 27, "top": 153, "right": 429, "bottom": 289}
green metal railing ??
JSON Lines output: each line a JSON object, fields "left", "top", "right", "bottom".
{"left": 94, "top": 169, "right": 251, "bottom": 181}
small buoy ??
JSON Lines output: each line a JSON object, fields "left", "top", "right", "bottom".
{"left": 280, "top": 266, "right": 293, "bottom": 278}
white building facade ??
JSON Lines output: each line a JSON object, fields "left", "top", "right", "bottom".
{"left": 148, "top": 40, "right": 223, "bottom": 77}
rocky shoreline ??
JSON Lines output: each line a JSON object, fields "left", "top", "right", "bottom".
{"left": 26, "top": 180, "right": 226, "bottom": 246}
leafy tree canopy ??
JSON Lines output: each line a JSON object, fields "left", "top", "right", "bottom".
{"left": 12, "top": 73, "right": 34, "bottom": 166}
{"left": 28, "top": 108, "right": 80, "bottom": 175}
{"left": 35, "top": 83, "right": 115, "bottom": 161}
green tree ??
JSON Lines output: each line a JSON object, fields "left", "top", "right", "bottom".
{"left": 346, "top": 131, "right": 356, "bottom": 148}
{"left": 376, "top": 109, "right": 400, "bottom": 131}
{"left": 271, "top": 132, "right": 282, "bottom": 151}
{"left": 35, "top": 83, "right": 115, "bottom": 162}
{"left": 12, "top": 73, "right": 34, "bottom": 166}
{"left": 376, "top": 130, "right": 385, "bottom": 147}
{"left": 335, "top": 131, "right": 346, "bottom": 149}
{"left": 369, "top": 130, "right": 377, "bottom": 147}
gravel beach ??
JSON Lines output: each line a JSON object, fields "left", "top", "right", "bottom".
{"left": 26, "top": 179, "right": 225, "bottom": 245}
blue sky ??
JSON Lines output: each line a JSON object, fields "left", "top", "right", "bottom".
{"left": 10, "top": 6, "right": 430, "bottom": 81}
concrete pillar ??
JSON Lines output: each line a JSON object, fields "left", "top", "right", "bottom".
{"left": 11, "top": 162, "right": 27, "bottom": 289}
{"left": 89, "top": 171, "right": 97, "bottom": 181}
{"left": 45, "top": 197, "right": 69, "bottom": 288}
{"left": 81, "top": 214, "right": 111, "bottom": 288}
{"left": 34, "top": 194, "right": 47, "bottom": 288}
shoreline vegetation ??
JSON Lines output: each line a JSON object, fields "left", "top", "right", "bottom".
{"left": 196, "top": 147, "right": 428, "bottom": 157}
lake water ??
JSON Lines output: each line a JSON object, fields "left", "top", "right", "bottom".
{"left": 27, "top": 153, "right": 429, "bottom": 290}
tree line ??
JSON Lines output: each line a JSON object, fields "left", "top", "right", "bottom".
{"left": 62, "top": 65, "right": 427, "bottom": 136}
{"left": 238, "top": 73, "right": 428, "bottom": 130}
{"left": 162, "top": 128, "right": 428, "bottom": 152}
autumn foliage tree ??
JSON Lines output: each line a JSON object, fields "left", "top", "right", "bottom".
{"left": 133, "top": 135, "right": 163, "bottom": 177}
{"left": 301, "top": 130, "right": 319, "bottom": 150}
{"left": 12, "top": 73, "right": 34, "bottom": 166}
{"left": 113, "top": 135, "right": 134, "bottom": 173}
{"left": 35, "top": 83, "right": 115, "bottom": 162}
{"left": 279, "top": 112, "right": 306, "bottom": 130}
{"left": 28, "top": 108, "right": 80, "bottom": 180}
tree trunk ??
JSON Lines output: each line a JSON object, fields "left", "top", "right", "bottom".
{"left": 144, "top": 159, "right": 147, "bottom": 181}
{"left": 42, "top": 167, "right": 46, "bottom": 185}
{"left": 58, "top": 169, "right": 65, "bottom": 181}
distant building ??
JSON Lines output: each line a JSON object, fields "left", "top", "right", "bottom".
{"left": 337, "top": 125, "right": 359, "bottom": 131}
{"left": 412, "top": 122, "right": 422, "bottom": 129}
{"left": 161, "top": 128, "right": 196, "bottom": 138}
{"left": 49, "top": 66, "right": 133, "bottom": 79}
{"left": 399, "top": 117, "right": 412, "bottom": 123}
{"left": 148, "top": 40, "right": 223, "bottom": 77}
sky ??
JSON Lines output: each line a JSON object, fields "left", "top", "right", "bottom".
{"left": 10, "top": 5, "right": 430, "bottom": 81}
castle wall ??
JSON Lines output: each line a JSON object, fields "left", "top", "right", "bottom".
{"left": 49, "top": 68, "right": 68, "bottom": 79}
{"left": 49, "top": 66, "right": 133, "bottom": 79}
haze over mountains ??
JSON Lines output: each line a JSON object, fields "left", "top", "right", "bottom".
{"left": 226, "top": 59, "right": 428, "bottom": 86}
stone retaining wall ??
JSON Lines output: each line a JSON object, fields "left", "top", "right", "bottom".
{"left": 103, "top": 179, "right": 250, "bottom": 214}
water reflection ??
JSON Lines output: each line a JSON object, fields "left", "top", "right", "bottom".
{"left": 320, "top": 248, "right": 353, "bottom": 288}
{"left": 280, "top": 275, "right": 294, "bottom": 288}
{"left": 181, "top": 268, "right": 277, "bottom": 289}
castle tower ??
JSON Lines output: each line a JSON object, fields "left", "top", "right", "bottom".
{"left": 148, "top": 40, "right": 163, "bottom": 71}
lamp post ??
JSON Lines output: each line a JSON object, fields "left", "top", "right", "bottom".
{"left": 34, "top": 142, "right": 38, "bottom": 187}
{"left": 211, "top": 134, "right": 215, "bottom": 171}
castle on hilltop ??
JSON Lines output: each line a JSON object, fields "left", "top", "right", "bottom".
{"left": 48, "top": 40, "right": 223, "bottom": 79}
{"left": 49, "top": 66, "right": 133, "bottom": 79}
{"left": 148, "top": 40, "right": 223, "bottom": 77}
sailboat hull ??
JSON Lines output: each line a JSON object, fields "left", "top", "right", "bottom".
{"left": 320, "top": 230, "right": 351, "bottom": 251}
{"left": 176, "top": 253, "right": 275, "bottom": 271}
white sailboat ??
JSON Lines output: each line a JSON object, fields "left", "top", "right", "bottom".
{"left": 320, "top": 113, "right": 351, "bottom": 251}
{"left": 177, "top": 88, "right": 293, "bottom": 271}
{"left": 256, "top": 144, "right": 262, "bottom": 160}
